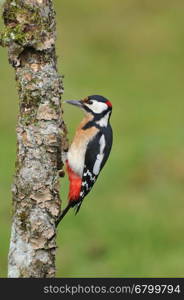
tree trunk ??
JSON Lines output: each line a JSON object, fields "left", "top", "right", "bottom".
{"left": 1, "top": 0, "right": 68, "bottom": 277}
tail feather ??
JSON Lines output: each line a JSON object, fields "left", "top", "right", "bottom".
{"left": 56, "top": 203, "right": 71, "bottom": 227}
{"left": 74, "top": 201, "right": 83, "bottom": 215}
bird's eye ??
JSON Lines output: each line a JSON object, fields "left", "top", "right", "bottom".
{"left": 87, "top": 100, "right": 93, "bottom": 105}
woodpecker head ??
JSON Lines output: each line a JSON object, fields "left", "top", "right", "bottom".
{"left": 65, "top": 95, "right": 112, "bottom": 124}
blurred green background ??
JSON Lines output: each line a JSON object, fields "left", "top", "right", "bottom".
{"left": 1, "top": 0, "right": 184, "bottom": 277}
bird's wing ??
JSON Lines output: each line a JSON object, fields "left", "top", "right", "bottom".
{"left": 75, "top": 126, "right": 112, "bottom": 214}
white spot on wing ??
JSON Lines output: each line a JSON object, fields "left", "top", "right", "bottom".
{"left": 81, "top": 181, "right": 89, "bottom": 190}
{"left": 93, "top": 134, "right": 106, "bottom": 175}
{"left": 80, "top": 191, "right": 84, "bottom": 197}
{"left": 83, "top": 169, "right": 96, "bottom": 181}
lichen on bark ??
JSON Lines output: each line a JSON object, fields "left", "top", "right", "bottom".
{"left": 1, "top": 0, "right": 68, "bottom": 277}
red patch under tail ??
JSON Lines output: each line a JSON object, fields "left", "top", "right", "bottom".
{"left": 66, "top": 160, "right": 82, "bottom": 204}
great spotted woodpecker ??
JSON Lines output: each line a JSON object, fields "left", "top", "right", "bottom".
{"left": 56, "top": 95, "right": 113, "bottom": 226}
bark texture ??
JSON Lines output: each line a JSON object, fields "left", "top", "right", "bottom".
{"left": 1, "top": 0, "right": 68, "bottom": 277}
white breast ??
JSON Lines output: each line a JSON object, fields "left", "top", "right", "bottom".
{"left": 67, "top": 125, "right": 98, "bottom": 176}
{"left": 67, "top": 139, "right": 89, "bottom": 177}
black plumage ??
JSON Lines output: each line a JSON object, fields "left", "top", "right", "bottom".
{"left": 56, "top": 95, "right": 113, "bottom": 226}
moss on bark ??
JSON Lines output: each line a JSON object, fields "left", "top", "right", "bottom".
{"left": 1, "top": 0, "right": 68, "bottom": 278}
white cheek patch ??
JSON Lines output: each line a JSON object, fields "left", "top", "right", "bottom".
{"left": 85, "top": 101, "right": 108, "bottom": 114}
{"left": 93, "top": 134, "right": 106, "bottom": 175}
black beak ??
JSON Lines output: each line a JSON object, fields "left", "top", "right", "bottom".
{"left": 65, "top": 100, "right": 83, "bottom": 108}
